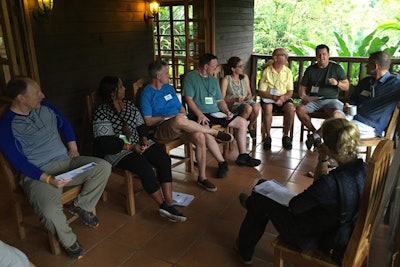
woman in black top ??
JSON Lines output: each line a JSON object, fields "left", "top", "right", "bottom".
{"left": 236, "top": 118, "right": 365, "bottom": 264}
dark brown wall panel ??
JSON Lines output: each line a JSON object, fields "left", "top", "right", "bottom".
{"left": 29, "top": 0, "right": 154, "bottom": 149}
{"left": 215, "top": 0, "right": 254, "bottom": 77}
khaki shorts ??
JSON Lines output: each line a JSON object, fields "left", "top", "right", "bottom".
{"left": 154, "top": 118, "right": 190, "bottom": 141}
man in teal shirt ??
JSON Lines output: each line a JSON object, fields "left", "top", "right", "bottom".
{"left": 182, "top": 53, "right": 261, "bottom": 167}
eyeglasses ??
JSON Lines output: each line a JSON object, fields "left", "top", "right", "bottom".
{"left": 274, "top": 53, "right": 287, "bottom": 57}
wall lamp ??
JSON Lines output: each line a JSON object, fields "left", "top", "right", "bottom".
{"left": 34, "top": 0, "right": 53, "bottom": 22}
{"left": 144, "top": 1, "right": 159, "bottom": 21}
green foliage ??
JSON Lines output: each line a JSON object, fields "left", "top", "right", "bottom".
{"left": 254, "top": 0, "right": 400, "bottom": 57}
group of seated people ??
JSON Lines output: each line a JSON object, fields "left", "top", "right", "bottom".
{"left": 0, "top": 47, "right": 398, "bottom": 264}
{"left": 255, "top": 44, "right": 400, "bottom": 155}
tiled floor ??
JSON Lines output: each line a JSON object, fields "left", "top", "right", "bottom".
{"left": 0, "top": 117, "right": 390, "bottom": 267}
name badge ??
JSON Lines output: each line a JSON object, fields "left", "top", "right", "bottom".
{"left": 270, "top": 88, "right": 278, "bottom": 96}
{"left": 205, "top": 97, "right": 214, "bottom": 105}
{"left": 164, "top": 94, "right": 173, "bottom": 101}
{"left": 311, "top": 86, "right": 319, "bottom": 93}
{"left": 360, "top": 90, "right": 371, "bottom": 97}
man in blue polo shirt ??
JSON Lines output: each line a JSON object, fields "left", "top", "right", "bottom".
{"left": 338, "top": 51, "right": 400, "bottom": 138}
{"left": 140, "top": 60, "right": 234, "bottom": 192}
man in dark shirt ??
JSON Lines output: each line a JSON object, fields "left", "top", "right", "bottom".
{"left": 296, "top": 44, "right": 350, "bottom": 149}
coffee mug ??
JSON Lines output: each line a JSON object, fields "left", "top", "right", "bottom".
{"left": 344, "top": 105, "right": 357, "bottom": 116}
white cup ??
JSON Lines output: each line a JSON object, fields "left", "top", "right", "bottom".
{"left": 344, "top": 105, "right": 357, "bottom": 116}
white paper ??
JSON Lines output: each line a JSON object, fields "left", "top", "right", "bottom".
{"left": 210, "top": 112, "right": 227, "bottom": 118}
{"left": 172, "top": 191, "right": 195, "bottom": 207}
{"left": 55, "top": 162, "right": 98, "bottom": 180}
{"left": 261, "top": 98, "right": 275, "bottom": 104}
{"left": 253, "top": 180, "right": 298, "bottom": 206}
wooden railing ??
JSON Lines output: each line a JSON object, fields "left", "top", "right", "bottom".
{"left": 249, "top": 54, "right": 400, "bottom": 98}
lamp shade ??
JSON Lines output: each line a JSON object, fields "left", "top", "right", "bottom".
{"left": 37, "top": 0, "right": 53, "bottom": 11}
{"left": 149, "top": 2, "right": 159, "bottom": 16}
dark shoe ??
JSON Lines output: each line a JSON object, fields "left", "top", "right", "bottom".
{"left": 305, "top": 134, "right": 321, "bottom": 150}
{"left": 305, "top": 134, "right": 314, "bottom": 150}
{"left": 239, "top": 193, "right": 248, "bottom": 209}
{"left": 263, "top": 136, "right": 272, "bottom": 150}
{"left": 65, "top": 241, "right": 84, "bottom": 260}
{"left": 197, "top": 178, "right": 217, "bottom": 192}
{"left": 314, "top": 137, "right": 322, "bottom": 147}
{"left": 236, "top": 154, "right": 261, "bottom": 167}
{"left": 68, "top": 204, "right": 99, "bottom": 228}
{"left": 159, "top": 202, "right": 187, "bottom": 222}
{"left": 216, "top": 161, "right": 228, "bottom": 178}
{"left": 235, "top": 239, "right": 254, "bottom": 265}
{"left": 216, "top": 131, "right": 234, "bottom": 143}
{"left": 282, "top": 136, "right": 292, "bottom": 150}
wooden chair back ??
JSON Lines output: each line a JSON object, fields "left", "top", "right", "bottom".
{"left": 360, "top": 103, "right": 399, "bottom": 160}
{"left": 132, "top": 77, "right": 150, "bottom": 107}
{"left": 343, "top": 139, "right": 393, "bottom": 266}
{"left": 132, "top": 78, "right": 194, "bottom": 172}
{"left": 272, "top": 139, "right": 394, "bottom": 267}
{"left": 85, "top": 90, "right": 136, "bottom": 216}
{"left": 214, "top": 64, "right": 226, "bottom": 86}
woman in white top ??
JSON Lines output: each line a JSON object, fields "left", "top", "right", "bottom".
{"left": 221, "top": 57, "right": 260, "bottom": 138}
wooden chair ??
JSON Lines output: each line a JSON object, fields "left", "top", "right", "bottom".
{"left": 260, "top": 104, "right": 295, "bottom": 141}
{"left": 360, "top": 104, "right": 399, "bottom": 160}
{"left": 85, "top": 91, "right": 136, "bottom": 216}
{"left": 0, "top": 96, "right": 95, "bottom": 255}
{"left": 0, "top": 151, "right": 84, "bottom": 255}
{"left": 132, "top": 78, "right": 194, "bottom": 172}
{"left": 272, "top": 139, "right": 394, "bottom": 267}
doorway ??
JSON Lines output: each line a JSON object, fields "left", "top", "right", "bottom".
{"left": 153, "top": 0, "right": 214, "bottom": 91}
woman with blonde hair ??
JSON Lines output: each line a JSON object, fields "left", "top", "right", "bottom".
{"left": 236, "top": 118, "right": 365, "bottom": 265}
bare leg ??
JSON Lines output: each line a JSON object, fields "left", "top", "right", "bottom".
{"left": 296, "top": 105, "right": 316, "bottom": 133}
{"left": 160, "top": 182, "right": 173, "bottom": 206}
{"left": 283, "top": 102, "right": 295, "bottom": 136}
{"left": 240, "top": 104, "right": 252, "bottom": 120}
{"left": 205, "top": 134, "right": 225, "bottom": 162}
{"left": 263, "top": 104, "right": 273, "bottom": 137}
{"left": 188, "top": 132, "right": 207, "bottom": 179}
{"left": 249, "top": 104, "right": 260, "bottom": 131}
{"left": 170, "top": 115, "right": 220, "bottom": 136}
{"left": 150, "top": 188, "right": 166, "bottom": 206}
{"left": 228, "top": 116, "right": 249, "bottom": 154}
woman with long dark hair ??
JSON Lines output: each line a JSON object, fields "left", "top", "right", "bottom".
{"left": 92, "top": 76, "right": 186, "bottom": 222}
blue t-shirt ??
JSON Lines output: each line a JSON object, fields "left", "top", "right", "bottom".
{"left": 140, "top": 83, "right": 182, "bottom": 117}
{"left": 350, "top": 72, "right": 400, "bottom": 136}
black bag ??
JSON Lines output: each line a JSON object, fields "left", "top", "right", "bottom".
{"left": 93, "top": 136, "right": 124, "bottom": 158}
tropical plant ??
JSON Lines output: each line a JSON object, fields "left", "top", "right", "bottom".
{"left": 289, "top": 27, "right": 399, "bottom": 84}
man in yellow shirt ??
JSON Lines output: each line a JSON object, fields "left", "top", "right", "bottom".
{"left": 258, "top": 48, "right": 295, "bottom": 150}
